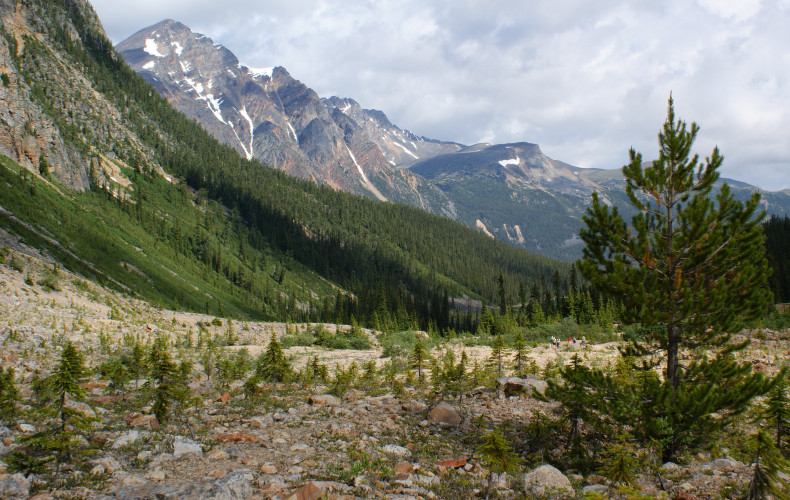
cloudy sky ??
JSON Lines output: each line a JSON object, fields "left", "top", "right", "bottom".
{"left": 91, "top": 0, "right": 790, "bottom": 191}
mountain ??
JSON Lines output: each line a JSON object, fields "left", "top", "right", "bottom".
{"left": 115, "top": 21, "right": 790, "bottom": 262}
{"left": 0, "top": 0, "right": 567, "bottom": 326}
{"left": 409, "top": 142, "right": 790, "bottom": 260}
{"left": 116, "top": 20, "right": 454, "bottom": 216}
{"left": 322, "top": 96, "right": 463, "bottom": 168}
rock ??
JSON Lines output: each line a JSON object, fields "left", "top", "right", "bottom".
{"left": 706, "top": 457, "right": 742, "bottom": 469}
{"left": 382, "top": 444, "right": 412, "bottom": 458}
{"left": 112, "top": 430, "right": 140, "bottom": 449}
{"left": 218, "top": 433, "right": 259, "bottom": 443}
{"left": 121, "top": 475, "right": 148, "bottom": 487}
{"left": 173, "top": 437, "right": 203, "bottom": 458}
{"left": 436, "top": 458, "right": 467, "bottom": 469}
{"left": 679, "top": 482, "right": 695, "bottom": 492}
{"left": 16, "top": 423, "right": 36, "bottom": 433}
{"left": 260, "top": 464, "right": 278, "bottom": 475}
{"left": 583, "top": 484, "right": 609, "bottom": 494}
{"left": 289, "top": 443, "right": 314, "bottom": 453}
{"left": 0, "top": 473, "right": 30, "bottom": 498}
{"left": 207, "top": 449, "right": 230, "bottom": 460}
{"left": 124, "top": 413, "right": 160, "bottom": 430}
{"left": 91, "top": 456, "right": 122, "bottom": 474}
{"left": 146, "top": 470, "right": 166, "bottom": 481}
{"left": 427, "top": 402, "right": 461, "bottom": 426}
{"left": 64, "top": 394, "right": 96, "bottom": 418}
{"left": 490, "top": 472, "right": 511, "bottom": 489}
{"left": 247, "top": 415, "right": 273, "bottom": 428}
{"left": 143, "top": 472, "right": 253, "bottom": 499}
{"left": 522, "top": 464, "right": 572, "bottom": 496}
{"left": 307, "top": 394, "right": 341, "bottom": 406}
{"left": 394, "top": 461, "right": 413, "bottom": 474}
{"left": 662, "top": 461, "right": 679, "bottom": 470}
{"left": 285, "top": 481, "right": 323, "bottom": 500}
{"left": 495, "top": 376, "right": 548, "bottom": 397}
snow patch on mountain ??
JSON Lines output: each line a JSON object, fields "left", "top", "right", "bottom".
{"left": 144, "top": 39, "right": 165, "bottom": 57}
{"left": 498, "top": 156, "right": 520, "bottom": 167}
{"left": 142, "top": 61, "right": 155, "bottom": 70}
{"left": 346, "top": 146, "right": 387, "bottom": 201}
{"left": 172, "top": 41, "right": 183, "bottom": 55}
{"left": 393, "top": 141, "right": 419, "bottom": 159}
{"left": 287, "top": 122, "right": 299, "bottom": 143}
{"left": 239, "top": 106, "right": 255, "bottom": 160}
{"left": 241, "top": 64, "right": 273, "bottom": 79}
{"left": 345, "top": 146, "right": 369, "bottom": 184}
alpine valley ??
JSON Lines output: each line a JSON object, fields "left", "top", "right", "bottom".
{"left": 118, "top": 20, "right": 790, "bottom": 261}
{"left": 0, "top": 0, "right": 567, "bottom": 325}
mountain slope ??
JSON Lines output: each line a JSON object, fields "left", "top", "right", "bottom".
{"left": 116, "top": 20, "right": 454, "bottom": 216}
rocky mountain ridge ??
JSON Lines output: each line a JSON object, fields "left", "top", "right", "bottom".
{"left": 116, "top": 20, "right": 454, "bottom": 216}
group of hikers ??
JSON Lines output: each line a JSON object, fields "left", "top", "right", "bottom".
{"left": 549, "top": 335, "right": 585, "bottom": 348}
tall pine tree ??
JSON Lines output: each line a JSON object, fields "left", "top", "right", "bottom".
{"left": 572, "top": 96, "right": 778, "bottom": 461}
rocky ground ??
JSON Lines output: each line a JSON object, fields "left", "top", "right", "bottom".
{"left": 0, "top": 243, "right": 788, "bottom": 499}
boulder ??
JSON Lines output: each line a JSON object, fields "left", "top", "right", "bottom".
{"left": 583, "top": 484, "right": 609, "bottom": 494}
{"left": 394, "top": 461, "right": 413, "bottom": 474}
{"left": 427, "top": 402, "right": 461, "bottom": 426}
{"left": 125, "top": 472, "right": 253, "bottom": 499}
{"left": 381, "top": 444, "right": 412, "bottom": 458}
{"left": 522, "top": 464, "right": 572, "bottom": 496}
{"left": 307, "top": 394, "right": 341, "bottom": 406}
{"left": 436, "top": 458, "right": 467, "bottom": 469}
{"left": 285, "top": 481, "right": 323, "bottom": 500}
{"left": 0, "top": 473, "right": 29, "bottom": 499}
{"left": 112, "top": 430, "right": 140, "bottom": 449}
{"left": 496, "top": 376, "right": 548, "bottom": 397}
{"left": 173, "top": 437, "right": 203, "bottom": 458}
{"left": 247, "top": 415, "right": 273, "bottom": 429}
{"left": 705, "top": 457, "right": 743, "bottom": 469}
{"left": 91, "top": 456, "right": 123, "bottom": 474}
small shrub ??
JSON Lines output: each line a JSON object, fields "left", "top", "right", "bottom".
{"left": 37, "top": 271, "right": 61, "bottom": 292}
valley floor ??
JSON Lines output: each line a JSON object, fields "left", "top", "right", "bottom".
{"left": 0, "top": 240, "right": 787, "bottom": 499}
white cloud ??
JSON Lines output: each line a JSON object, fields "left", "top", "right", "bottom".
{"left": 90, "top": 0, "right": 790, "bottom": 191}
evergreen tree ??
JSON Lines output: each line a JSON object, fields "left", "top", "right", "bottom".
{"left": 13, "top": 341, "right": 96, "bottom": 474}
{"left": 756, "top": 379, "right": 790, "bottom": 450}
{"left": 579, "top": 96, "right": 772, "bottom": 390}
{"left": 574, "top": 97, "right": 778, "bottom": 461}
{"left": 410, "top": 337, "right": 428, "bottom": 382}
{"left": 256, "top": 332, "right": 291, "bottom": 383}
{"left": 0, "top": 366, "right": 19, "bottom": 423}
{"left": 148, "top": 335, "right": 178, "bottom": 425}
{"left": 477, "top": 428, "right": 520, "bottom": 500}
{"left": 512, "top": 332, "right": 527, "bottom": 376}
{"left": 743, "top": 430, "right": 790, "bottom": 500}
{"left": 497, "top": 273, "right": 507, "bottom": 316}
{"left": 488, "top": 334, "right": 508, "bottom": 378}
